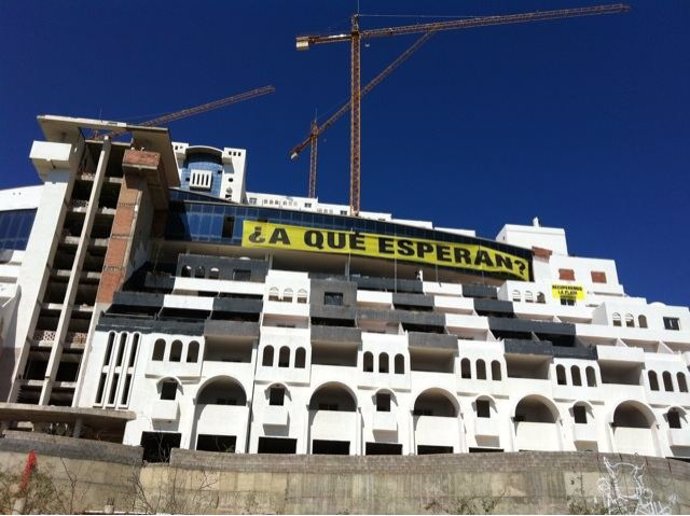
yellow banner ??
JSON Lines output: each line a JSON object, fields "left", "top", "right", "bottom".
{"left": 241, "top": 221, "right": 530, "bottom": 281}
{"left": 551, "top": 284, "right": 585, "bottom": 300}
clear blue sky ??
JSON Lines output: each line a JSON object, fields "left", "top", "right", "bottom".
{"left": 1, "top": 1, "right": 688, "bottom": 306}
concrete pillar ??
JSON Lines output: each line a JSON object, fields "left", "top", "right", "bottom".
{"left": 40, "top": 138, "right": 112, "bottom": 405}
{"left": 72, "top": 417, "right": 83, "bottom": 438}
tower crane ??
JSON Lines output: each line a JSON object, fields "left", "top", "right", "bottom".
{"left": 296, "top": 4, "right": 630, "bottom": 215}
{"left": 96, "top": 85, "right": 275, "bottom": 139}
{"left": 290, "top": 31, "right": 434, "bottom": 199}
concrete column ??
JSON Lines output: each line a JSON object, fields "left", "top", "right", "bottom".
{"left": 72, "top": 417, "right": 83, "bottom": 438}
{"left": 40, "top": 138, "right": 111, "bottom": 405}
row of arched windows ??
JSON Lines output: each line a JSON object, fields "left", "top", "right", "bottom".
{"left": 648, "top": 370, "right": 688, "bottom": 393}
{"left": 262, "top": 345, "right": 306, "bottom": 368}
{"left": 555, "top": 365, "right": 597, "bottom": 387}
{"left": 362, "top": 352, "right": 405, "bottom": 374}
{"left": 152, "top": 339, "right": 199, "bottom": 363}
{"left": 268, "top": 287, "right": 308, "bottom": 303}
{"left": 460, "top": 359, "right": 502, "bottom": 381}
{"left": 511, "top": 290, "right": 546, "bottom": 304}
{"left": 612, "top": 312, "right": 648, "bottom": 328}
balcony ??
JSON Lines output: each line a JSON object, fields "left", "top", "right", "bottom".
{"left": 474, "top": 417, "right": 499, "bottom": 439}
{"left": 572, "top": 423, "right": 598, "bottom": 443}
{"left": 151, "top": 400, "right": 179, "bottom": 421}
{"left": 414, "top": 415, "right": 458, "bottom": 449}
{"left": 310, "top": 410, "right": 358, "bottom": 443}
{"left": 372, "top": 411, "right": 397, "bottom": 432}
{"left": 668, "top": 428, "right": 690, "bottom": 447}
{"left": 263, "top": 406, "right": 289, "bottom": 427}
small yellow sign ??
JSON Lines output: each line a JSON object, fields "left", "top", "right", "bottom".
{"left": 551, "top": 284, "right": 585, "bottom": 300}
{"left": 241, "top": 220, "right": 531, "bottom": 281}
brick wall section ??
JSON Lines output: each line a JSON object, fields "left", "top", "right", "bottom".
{"left": 96, "top": 171, "right": 145, "bottom": 304}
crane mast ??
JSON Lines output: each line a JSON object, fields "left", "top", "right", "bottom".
{"left": 296, "top": 4, "right": 630, "bottom": 215}
{"left": 291, "top": 31, "right": 435, "bottom": 199}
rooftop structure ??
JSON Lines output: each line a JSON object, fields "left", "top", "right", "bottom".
{"left": 0, "top": 115, "right": 688, "bottom": 461}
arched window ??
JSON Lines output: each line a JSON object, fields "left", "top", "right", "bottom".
{"left": 394, "top": 354, "right": 404, "bottom": 374}
{"left": 571, "top": 366, "right": 582, "bottom": 387}
{"left": 525, "top": 291, "right": 534, "bottom": 304}
{"left": 572, "top": 403, "right": 589, "bottom": 424}
{"left": 663, "top": 371, "right": 674, "bottom": 392}
{"left": 586, "top": 366, "right": 596, "bottom": 387}
{"left": 536, "top": 292, "right": 546, "bottom": 304}
{"left": 209, "top": 267, "right": 220, "bottom": 279}
{"left": 194, "top": 265, "right": 205, "bottom": 278}
{"left": 677, "top": 372, "right": 688, "bottom": 393}
{"left": 278, "top": 346, "right": 290, "bottom": 368}
{"left": 295, "top": 348, "right": 306, "bottom": 369}
{"left": 283, "top": 289, "right": 293, "bottom": 303}
{"left": 667, "top": 409, "right": 682, "bottom": 429}
{"left": 648, "top": 370, "right": 659, "bottom": 391}
{"left": 491, "top": 360, "right": 502, "bottom": 381}
{"left": 476, "top": 397, "right": 492, "bottom": 419}
{"left": 476, "top": 359, "right": 486, "bottom": 380}
{"left": 612, "top": 313, "right": 621, "bottom": 327}
{"left": 262, "top": 346, "right": 274, "bottom": 367}
{"left": 197, "top": 377, "right": 247, "bottom": 406}
{"left": 379, "top": 353, "right": 389, "bottom": 373}
{"left": 638, "top": 315, "right": 648, "bottom": 328}
{"left": 556, "top": 365, "right": 567, "bottom": 385}
{"left": 268, "top": 287, "right": 280, "bottom": 302}
{"left": 160, "top": 379, "right": 179, "bottom": 401}
{"left": 297, "top": 289, "right": 308, "bottom": 304}
{"left": 511, "top": 290, "right": 521, "bottom": 302}
{"left": 363, "top": 352, "right": 373, "bottom": 372}
{"left": 186, "top": 341, "right": 199, "bottom": 363}
{"left": 625, "top": 313, "right": 635, "bottom": 328}
{"left": 152, "top": 339, "right": 165, "bottom": 361}
{"left": 461, "top": 358, "right": 471, "bottom": 379}
{"left": 169, "top": 340, "right": 183, "bottom": 362}
{"left": 181, "top": 265, "right": 192, "bottom": 277}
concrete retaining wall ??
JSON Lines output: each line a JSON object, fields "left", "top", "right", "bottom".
{"left": 0, "top": 433, "right": 688, "bottom": 514}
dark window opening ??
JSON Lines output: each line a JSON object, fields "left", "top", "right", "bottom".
{"left": 222, "top": 217, "right": 235, "bottom": 239}
{"left": 196, "top": 434, "right": 236, "bottom": 453}
{"left": 556, "top": 365, "right": 567, "bottom": 385}
{"left": 160, "top": 381, "right": 178, "bottom": 401}
{"left": 269, "top": 387, "right": 285, "bottom": 406}
{"left": 295, "top": 348, "right": 306, "bottom": 368}
{"left": 115, "top": 334, "right": 127, "bottom": 366}
{"left": 262, "top": 346, "right": 274, "bottom": 366}
{"left": 574, "top": 405, "right": 588, "bottom": 424}
{"left": 417, "top": 445, "right": 453, "bottom": 455}
{"left": 379, "top": 353, "right": 389, "bottom": 373}
{"left": 95, "top": 373, "right": 106, "bottom": 404}
{"left": 324, "top": 292, "right": 344, "bottom": 306}
{"left": 169, "top": 341, "right": 182, "bottom": 362}
{"left": 376, "top": 392, "right": 391, "bottom": 412}
{"left": 258, "top": 437, "right": 297, "bottom": 454}
{"left": 363, "top": 352, "right": 374, "bottom": 372}
{"left": 394, "top": 354, "right": 404, "bottom": 374}
{"left": 141, "top": 431, "right": 181, "bottom": 463}
{"left": 107, "top": 374, "right": 119, "bottom": 404}
{"left": 312, "top": 439, "right": 349, "bottom": 455}
{"left": 476, "top": 399, "right": 491, "bottom": 418}
{"left": 152, "top": 339, "right": 165, "bottom": 361}
{"left": 278, "top": 347, "right": 290, "bottom": 368}
{"left": 55, "top": 361, "right": 79, "bottom": 382}
{"left": 461, "top": 359, "right": 471, "bottom": 379}
{"left": 366, "top": 442, "right": 402, "bottom": 455}
{"left": 121, "top": 374, "right": 132, "bottom": 405}
{"left": 667, "top": 410, "right": 681, "bottom": 430}
{"left": 663, "top": 317, "right": 680, "bottom": 331}
{"left": 469, "top": 447, "right": 503, "bottom": 453}
{"left": 104, "top": 333, "right": 115, "bottom": 366}
{"left": 233, "top": 269, "right": 251, "bottom": 281}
